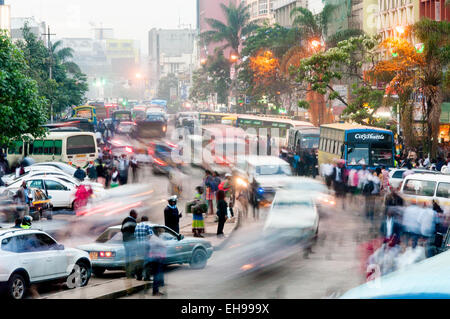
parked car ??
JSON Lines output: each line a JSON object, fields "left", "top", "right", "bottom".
{"left": 0, "top": 228, "right": 91, "bottom": 299}
{"left": 388, "top": 168, "right": 439, "bottom": 189}
{"left": 400, "top": 173, "right": 450, "bottom": 207}
{"left": 5, "top": 175, "right": 105, "bottom": 209}
{"left": 77, "top": 223, "right": 213, "bottom": 277}
{"left": 2, "top": 162, "right": 77, "bottom": 186}
{"left": 0, "top": 188, "right": 53, "bottom": 222}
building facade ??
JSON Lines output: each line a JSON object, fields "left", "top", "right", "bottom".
{"left": 148, "top": 28, "right": 197, "bottom": 98}
{"left": 273, "top": 0, "right": 308, "bottom": 27}
{"left": 420, "top": 0, "right": 450, "bottom": 21}
{"left": 244, "top": 0, "right": 276, "bottom": 24}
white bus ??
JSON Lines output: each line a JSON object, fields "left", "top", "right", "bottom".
{"left": 5, "top": 131, "right": 98, "bottom": 169}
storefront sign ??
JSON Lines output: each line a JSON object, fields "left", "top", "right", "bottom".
{"left": 347, "top": 132, "right": 392, "bottom": 143}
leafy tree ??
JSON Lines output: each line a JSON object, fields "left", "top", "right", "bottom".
{"left": 157, "top": 73, "right": 179, "bottom": 102}
{"left": 0, "top": 32, "right": 47, "bottom": 145}
{"left": 369, "top": 37, "right": 425, "bottom": 149}
{"left": 190, "top": 52, "right": 231, "bottom": 105}
{"left": 293, "top": 35, "right": 383, "bottom": 124}
{"left": 16, "top": 24, "right": 88, "bottom": 116}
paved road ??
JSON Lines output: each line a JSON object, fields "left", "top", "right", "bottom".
{"left": 123, "top": 197, "right": 377, "bottom": 299}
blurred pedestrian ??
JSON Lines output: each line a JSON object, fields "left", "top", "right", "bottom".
{"left": 380, "top": 209, "right": 402, "bottom": 245}
{"left": 121, "top": 210, "right": 138, "bottom": 279}
{"left": 219, "top": 173, "right": 234, "bottom": 218}
{"left": 331, "top": 160, "right": 347, "bottom": 209}
{"left": 14, "top": 181, "right": 30, "bottom": 217}
{"left": 216, "top": 190, "right": 227, "bottom": 238}
{"left": 118, "top": 154, "right": 129, "bottom": 185}
{"left": 96, "top": 159, "right": 107, "bottom": 187}
{"left": 74, "top": 166, "right": 86, "bottom": 182}
{"left": 87, "top": 161, "right": 98, "bottom": 182}
{"left": 110, "top": 167, "right": 120, "bottom": 188}
{"left": 134, "top": 216, "right": 153, "bottom": 281}
{"left": 250, "top": 178, "right": 260, "bottom": 220}
{"left": 204, "top": 170, "right": 214, "bottom": 215}
{"left": 146, "top": 228, "right": 166, "bottom": 296}
{"left": 130, "top": 156, "right": 139, "bottom": 183}
{"left": 12, "top": 217, "right": 22, "bottom": 229}
{"left": 164, "top": 196, "right": 182, "bottom": 234}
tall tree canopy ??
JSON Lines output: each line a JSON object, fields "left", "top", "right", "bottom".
{"left": 0, "top": 32, "right": 47, "bottom": 145}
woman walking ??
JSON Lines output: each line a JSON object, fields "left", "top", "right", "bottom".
{"left": 216, "top": 190, "right": 228, "bottom": 238}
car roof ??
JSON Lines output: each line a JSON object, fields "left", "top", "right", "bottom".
{"left": 237, "top": 155, "right": 290, "bottom": 166}
{"left": 403, "top": 173, "right": 450, "bottom": 183}
{"left": 0, "top": 228, "right": 45, "bottom": 237}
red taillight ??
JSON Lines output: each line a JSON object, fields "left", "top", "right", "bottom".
{"left": 99, "top": 251, "right": 115, "bottom": 258}
{"left": 154, "top": 158, "right": 167, "bottom": 166}
{"left": 166, "top": 142, "right": 177, "bottom": 148}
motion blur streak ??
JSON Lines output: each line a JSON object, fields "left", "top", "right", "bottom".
{"left": 103, "top": 201, "right": 143, "bottom": 216}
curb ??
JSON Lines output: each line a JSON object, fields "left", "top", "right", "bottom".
{"left": 95, "top": 281, "right": 153, "bottom": 299}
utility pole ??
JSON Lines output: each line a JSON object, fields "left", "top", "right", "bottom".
{"left": 43, "top": 26, "right": 56, "bottom": 123}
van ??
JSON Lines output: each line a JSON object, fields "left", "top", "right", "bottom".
{"left": 400, "top": 173, "right": 450, "bottom": 207}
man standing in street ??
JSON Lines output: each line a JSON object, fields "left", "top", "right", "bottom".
{"left": 118, "top": 154, "right": 130, "bottom": 185}
{"left": 134, "top": 216, "right": 153, "bottom": 281}
{"left": 164, "top": 196, "right": 182, "bottom": 234}
{"left": 130, "top": 156, "right": 139, "bottom": 183}
{"left": 15, "top": 181, "right": 30, "bottom": 217}
{"left": 121, "top": 210, "right": 138, "bottom": 279}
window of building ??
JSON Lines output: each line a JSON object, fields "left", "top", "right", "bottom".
{"left": 259, "top": 0, "right": 268, "bottom": 15}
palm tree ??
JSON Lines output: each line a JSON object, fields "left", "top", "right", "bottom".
{"left": 201, "top": 1, "right": 258, "bottom": 55}
{"left": 290, "top": 4, "right": 337, "bottom": 44}
{"left": 51, "top": 40, "right": 81, "bottom": 74}
{"left": 414, "top": 19, "right": 450, "bottom": 157}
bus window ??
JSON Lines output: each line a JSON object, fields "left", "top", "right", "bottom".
{"left": 54, "top": 140, "right": 62, "bottom": 155}
{"left": 33, "top": 140, "right": 44, "bottom": 155}
{"left": 371, "top": 143, "right": 393, "bottom": 166}
{"left": 347, "top": 144, "right": 369, "bottom": 166}
{"left": 44, "top": 140, "right": 55, "bottom": 155}
{"left": 67, "top": 135, "right": 96, "bottom": 155}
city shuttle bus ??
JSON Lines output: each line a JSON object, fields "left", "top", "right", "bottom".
{"left": 6, "top": 131, "right": 98, "bottom": 169}
{"left": 72, "top": 105, "right": 97, "bottom": 126}
{"left": 318, "top": 123, "right": 394, "bottom": 169}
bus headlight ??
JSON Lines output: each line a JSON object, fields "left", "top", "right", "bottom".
{"left": 235, "top": 177, "right": 248, "bottom": 188}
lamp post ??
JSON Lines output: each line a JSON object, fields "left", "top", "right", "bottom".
{"left": 309, "top": 39, "right": 324, "bottom": 125}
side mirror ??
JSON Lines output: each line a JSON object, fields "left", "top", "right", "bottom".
{"left": 48, "top": 195, "right": 52, "bottom": 199}
{"left": 178, "top": 234, "right": 184, "bottom": 241}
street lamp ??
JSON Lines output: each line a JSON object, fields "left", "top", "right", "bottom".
{"left": 310, "top": 39, "right": 322, "bottom": 51}
{"left": 395, "top": 26, "right": 405, "bottom": 35}
{"left": 135, "top": 73, "right": 142, "bottom": 79}
{"left": 230, "top": 54, "right": 239, "bottom": 63}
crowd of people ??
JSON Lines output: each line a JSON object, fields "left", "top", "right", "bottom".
{"left": 319, "top": 155, "right": 450, "bottom": 282}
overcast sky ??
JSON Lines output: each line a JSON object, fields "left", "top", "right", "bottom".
{"left": 9, "top": 0, "right": 197, "bottom": 55}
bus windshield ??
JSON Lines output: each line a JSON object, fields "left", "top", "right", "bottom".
{"left": 75, "top": 108, "right": 93, "bottom": 119}
{"left": 347, "top": 145, "right": 369, "bottom": 166}
{"left": 371, "top": 143, "right": 393, "bottom": 166}
{"left": 301, "top": 136, "right": 319, "bottom": 149}
{"left": 347, "top": 143, "right": 393, "bottom": 166}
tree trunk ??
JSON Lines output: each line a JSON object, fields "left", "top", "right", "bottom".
{"left": 400, "top": 102, "right": 416, "bottom": 150}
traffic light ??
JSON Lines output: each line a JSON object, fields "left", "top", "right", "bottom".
{"left": 238, "top": 95, "right": 244, "bottom": 107}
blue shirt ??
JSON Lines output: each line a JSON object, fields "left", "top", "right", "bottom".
{"left": 134, "top": 223, "right": 153, "bottom": 243}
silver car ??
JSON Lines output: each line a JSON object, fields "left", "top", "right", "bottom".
{"left": 77, "top": 223, "right": 214, "bottom": 277}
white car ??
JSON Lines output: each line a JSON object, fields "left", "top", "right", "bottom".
{"left": 388, "top": 168, "right": 438, "bottom": 189}
{"left": 0, "top": 228, "right": 91, "bottom": 299}
{"left": 6, "top": 175, "right": 105, "bottom": 209}
{"left": 264, "top": 190, "right": 319, "bottom": 244}
{"left": 1, "top": 162, "right": 77, "bottom": 186}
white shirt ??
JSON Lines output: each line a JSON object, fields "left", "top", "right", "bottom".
{"left": 357, "top": 169, "right": 370, "bottom": 189}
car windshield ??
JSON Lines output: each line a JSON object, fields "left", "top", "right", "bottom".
{"left": 96, "top": 229, "right": 122, "bottom": 243}
{"left": 146, "top": 114, "right": 165, "bottom": 121}
{"left": 256, "top": 165, "right": 292, "bottom": 176}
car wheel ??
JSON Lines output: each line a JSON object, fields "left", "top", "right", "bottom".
{"left": 46, "top": 211, "right": 53, "bottom": 220}
{"left": 8, "top": 274, "right": 27, "bottom": 300}
{"left": 189, "top": 248, "right": 208, "bottom": 269}
{"left": 92, "top": 268, "right": 105, "bottom": 277}
{"left": 66, "top": 261, "right": 91, "bottom": 288}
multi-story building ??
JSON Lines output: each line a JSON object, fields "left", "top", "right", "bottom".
{"left": 244, "top": 0, "right": 276, "bottom": 24}
{"left": 148, "top": 28, "right": 197, "bottom": 97}
{"left": 377, "top": 0, "right": 420, "bottom": 45}
{"left": 273, "top": 0, "right": 308, "bottom": 27}
{"left": 10, "top": 17, "right": 46, "bottom": 43}
{"left": 420, "top": 0, "right": 450, "bottom": 21}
